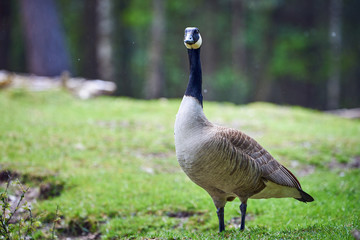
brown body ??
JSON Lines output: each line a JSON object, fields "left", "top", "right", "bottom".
{"left": 174, "top": 96, "right": 313, "bottom": 209}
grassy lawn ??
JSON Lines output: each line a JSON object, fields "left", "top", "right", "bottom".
{"left": 0, "top": 89, "right": 359, "bottom": 239}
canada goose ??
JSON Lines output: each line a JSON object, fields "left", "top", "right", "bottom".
{"left": 174, "top": 27, "right": 314, "bottom": 232}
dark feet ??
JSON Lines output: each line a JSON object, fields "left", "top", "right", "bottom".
{"left": 240, "top": 203, "right": 247, "bottom": 231}
{"left": 217, "top": 207, "right": 225, "bottom": 232}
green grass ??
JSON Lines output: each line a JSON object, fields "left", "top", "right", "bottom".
{"left": 0, "top": 89, "right": 359, "bottom": 239}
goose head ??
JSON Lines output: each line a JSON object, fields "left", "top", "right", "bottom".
{"left": 184, "top": 27, "right": 202, "bottom": 49}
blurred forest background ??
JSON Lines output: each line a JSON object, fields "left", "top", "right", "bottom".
{"left": 0, "top": 0, "right": 359, "bottom": 110}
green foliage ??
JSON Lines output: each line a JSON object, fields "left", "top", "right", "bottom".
{"left": 122, "top": 0, "right": 151, "bottom": 27}
{"left": 0, "top": 90, "right": 359, "bottom": 238}
{"left": 0, "top": 179, "right": 41, "bottom": 240}
{"left": 270, "top": 29, "right": 311, "bottom": 80}
{"left": 210, "top": 67, "right": 250, "bottom": 104}
{"left": 57, "top": 0, "right": 85, "bottom": 75}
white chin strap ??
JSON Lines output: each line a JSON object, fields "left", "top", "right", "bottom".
{"left": 184, "top": 35, "right": 202, "bottom": 49}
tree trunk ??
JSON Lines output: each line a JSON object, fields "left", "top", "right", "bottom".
{"left": 253, "top": 11, "right": 274, "bottom": 102}
{"left": 145, "top": 0, "right": 165, "bottom": 99}
{"left": 231, "top": 0, "right": 249, "bottom": 102}
{"left": 0, "top": 1, "right": 11, "bottom": 70}
{"left": 231, "top": 0, "right": 247, "bottom": 75}
{"left": 327, "top": 0, "right": 342, "bottom": 109}
{"left": 20, "top": 0, "right": 71, "bottom": 76}
{"left": 202, "top": 1, "right": 219, "bottom": 100}
{"left": 82, "top": 0, "right": 99, "bottom": 79}
{"left": 112, "top": 0, "right": 133, "bottom": 97}
{"left": 96, "top": 0, "right": 114, "bottom": 82}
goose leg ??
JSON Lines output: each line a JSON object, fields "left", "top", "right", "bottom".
{"left": 216, "top": 207, "right": 225, "bottom": 232}
{"left": 239, "top": 202, "right": 247, "bottom": 231}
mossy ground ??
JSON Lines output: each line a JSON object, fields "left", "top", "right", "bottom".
{"left": 0, "top": 89, "right": 359, "bottom": 239}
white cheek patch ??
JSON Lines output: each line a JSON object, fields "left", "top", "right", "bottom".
{"left": 184, "top": 42, "right": 192, "bottom": 49}
{"left": 184, "top": 35, "right": 202, "bottom": 49}
{"left": 192, "top": 36, "right": 202, "bottom": 49}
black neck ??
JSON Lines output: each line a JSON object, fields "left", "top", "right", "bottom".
{"left": 185, "top": 48, "right": 203, "bottom": 107}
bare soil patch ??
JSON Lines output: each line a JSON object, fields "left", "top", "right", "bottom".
{"left": 166, "top": 210, "right": 204, "bottom": 218}
{"left": 328, "top": 156, "right": 360, "bottom": 170}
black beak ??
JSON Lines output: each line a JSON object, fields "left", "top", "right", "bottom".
{"left": 184, "top": 35, "right": 194, "bottom": 45}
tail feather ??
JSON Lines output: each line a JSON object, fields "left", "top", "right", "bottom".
{"left": 295, "top": 189, "right": 314, "bottom": 203}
